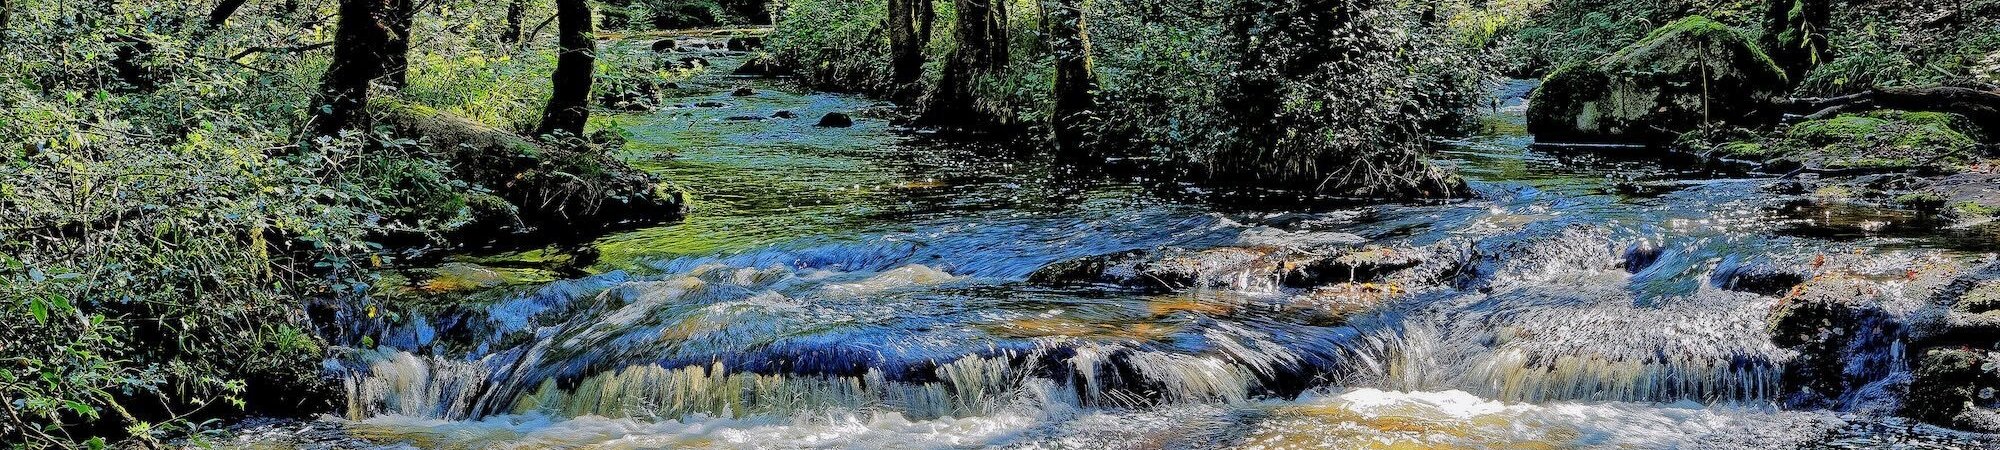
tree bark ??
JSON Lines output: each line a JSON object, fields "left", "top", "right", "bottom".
{"left": 1762, "top": 0, "right": 1831, "bottom": 82}
{"left": 380, "top": 0, "right": 415, "bottom": 89}
{"left": 1, "top": 0, "right": 11, "bottom": 51}
{"left": 535, "top": 0, "right": 595, "bottom": 139}
{"left": 311, "top": 0, "right": 394, "bottom": 138}
{"left": 1049, "top": 0, "right": 1097, "bottom": 155}
{"left": 886, "top": 0, "right": 934, "bottom": 88}
{"left": 501, "top": 0, "right": 525, "bottom": 44}
{"left": 921, "top": 0, "right": 1009, "bottom": 126}
{"left": 206, "top": 0, "right": 250, "bottom": 29}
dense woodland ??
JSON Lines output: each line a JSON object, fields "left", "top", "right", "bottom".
{"left": 1, "top": 0, "right": 1998, "bottom": 447}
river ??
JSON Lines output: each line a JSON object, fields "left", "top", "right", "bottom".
{"left": 228, "top": 36, "right": 1998, "bottom": 449}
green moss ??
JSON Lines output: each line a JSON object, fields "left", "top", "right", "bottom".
{"left": 1526, "top": 16, "right": 1787, "bottom": 142}
{"left": 1952, "top": 201, "right": 2000, "bottom": 220}
{"left": 1773, "top": 110, "right": 1982, "bottom": 171}
{"left": 1717, "top": 141, "right": 1773, "bottom": 157}
{"left": 1956, "top": 281, "right": 2000, "bottom": 314}
{"left": 1896, "top": 192, "right": 1950, "bottom": 211}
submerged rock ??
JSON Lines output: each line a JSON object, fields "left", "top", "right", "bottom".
{"left": 1527, "top": 16, "right": 1787, "bottom": 143}
{"left": 772, "top": 110, "right": 799, "bottom": 119}
{"left": 816, "top": 112, "right": 855, "bottom": 128}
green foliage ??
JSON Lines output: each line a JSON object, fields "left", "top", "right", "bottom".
{"left": 0, "top": 0, "right": 669, "bottom": 446}
{"left": 770, "top": 0, "right": 1483, "bottom": 197}
{"left": 1493, "top": 0, "right": 1764, "bottom": 76}
{"left": 1794, "top": 0, "right": 2000, "bottom": 95}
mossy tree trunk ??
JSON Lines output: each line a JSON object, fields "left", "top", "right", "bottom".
{"left": 922, "top": 0, "right": 1009, "bottom": 126}
{"left": 536, "top": 0, "right": 595, "bottom": 139}
{"left": 1049, "top": 0, "right": 1098, "bottom": 156}
{"left": 194, "top": 0, "right": 249, "bottom": 40}
{"left": 1762, "top": 0, "right": 1830, "bottom": 82}
{"left": 311, "top": 0, "right": 394, "bottom": 138}
{"left": 1, "top": 0, "right": 10, "bottom": 51}
{"left": 886, "top": 0, "right": 934, "bottom": 91}
{"left": 380, "top": 0, "right": 416, "bottom": 89}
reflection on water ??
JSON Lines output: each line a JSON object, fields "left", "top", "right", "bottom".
{"left": 246, "top": 53, "right": 2000, "bottom": 448}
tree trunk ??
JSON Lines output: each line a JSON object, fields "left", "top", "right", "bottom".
{"left": 311, "top": 0, "right": 394, "bottom": 138}
{"left": 921, "top": 0, "right": 1008, "bottom": 126}
{"left": 1049, "top": 0, "right": 1097, "bottom": 155}
{"left": 1, "top": 0, "right": 11, "bottom": 51}
{"left": 1762, "top": 0, "right": 1831, "bottom": 82}
{"left": 380, "top": 0, "right": 416, "bottom": 89}
{"left": 205, "top": 0, "right": 250, "bottom": 29}
{"left": 501, "top": 0, "right": 525, "bottom": 44}
{"left": 535, "top": 0, "right": 595, "bottom": 139}
{"left": 886, "top": 0, "right": 934, "bottom": 89}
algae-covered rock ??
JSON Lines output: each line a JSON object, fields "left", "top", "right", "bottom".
{"left": 1528, "top": 16, "right": 1788, "bottom": 143}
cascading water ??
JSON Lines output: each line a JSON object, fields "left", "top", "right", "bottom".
{"left": 234, "top": 44, "right": 1998, "bottom": 449}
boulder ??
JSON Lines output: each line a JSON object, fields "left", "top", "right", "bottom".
{"left": 815, "top": 112, "right": 855, "bottom": 128}
{"left": 368, "top": 99, "right": 685, "bottom": 242}
{"left": 650, "top": 39, "right": 678, "bottom": 53}
{"left": 732, "top": 55, "right": 792, "bottom": 77}
{"left": 726, "top": 36, "right": 765, "bottom": 52}
{"left": 1527, "top": 16, "right": 1788, "bottom": 143}
{"left": 731, "top": 87, "right": 757, "bottom": 97}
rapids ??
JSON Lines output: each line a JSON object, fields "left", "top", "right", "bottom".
{"left": 233, "top": 39, "right": 1998, "bottom": 449}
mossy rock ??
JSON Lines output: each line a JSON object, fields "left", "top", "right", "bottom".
{"left": 1527, "top": 16, "right": 1788, "bottom": 143}
{"left": 369, "top": 98, "right": 686, "bottom": 243}
{"left": 1774, "top": 110, "right": 1981, "bottom": 172}
{"left": 1905, "top": 348, "right": 2000, "bottom": 425}
{"left": 1956, "top": 280, "right": 2000, "bottom": 314}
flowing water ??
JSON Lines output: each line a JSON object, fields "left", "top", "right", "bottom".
{"left": 237, "top": 38, "right": 2000, "bottom": 449}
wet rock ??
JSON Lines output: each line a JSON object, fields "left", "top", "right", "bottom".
{"left": 1298, "top": 246, "right": 1425, "bottom": 285}
{"left": 1609, "top": 180, "right": 1687, "bottom": 197}
{"left": 1028, "top": 250, "right": 1156, "bottom": 288}
{"left": 677, "top": 57, "right": 710, "bottom": 70}
{"left": 1905, "top": 173, "right": 2000, "bottom": 224}
{"left": 1767, "top": 274, "right": 1902, "bottom": 406}
{"left": 724, "top": 115, "right": 766, "bottom": 122}
{"left": 1957, "top": 280, "right": 2000, "bottom": 314}
{"left": 1621, "top": 243, "right": 1663, "bottom": 273}
{"left": 771, "top": 110, "right": 799, "bottom": 119}
{"left": 731, "top": 87, "right": 757, "bottom": 97}
{"left": 732, "top": 55, "right": 791, "bottom": 77}
{"left": 726, "top": 36, "right": 764, "bottom": 52}
{"left": 816, "top": 112, "right": 855, "bottom": 128}
{"left": 650, "top": 39, "right": 677, "bottom": 53}
{"left": 1710, "top": 256, "right": 1808, "bottom": 296}
{"left": 1527, "top": 16, "right": 1787, "bottom": 143}
{"left": 1905, "top": 348, "right": 2000, "bottom": 428}
{"left": 693, "top": 101, "right": 727, "bottom": 108}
